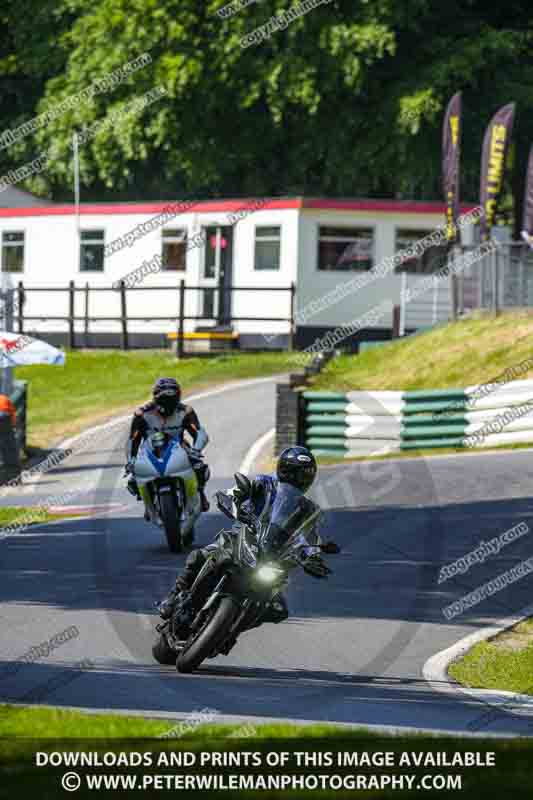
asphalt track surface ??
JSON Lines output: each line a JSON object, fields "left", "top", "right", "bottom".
{"left": 2, "top": 376, "right": 533, "bottom": 736}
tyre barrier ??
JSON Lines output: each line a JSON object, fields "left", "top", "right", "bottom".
{"left": 303, "top": 379, "right": 533, "bottom": 457}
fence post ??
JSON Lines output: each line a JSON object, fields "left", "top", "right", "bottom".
{"left": 17, "top": 281, "right": 24, "bottom": 334}
{"left": 119, "top": 281, "right": 129, "bottom": 350}
{"left": 399, "top": 271, "right": 407, "bottom": 336}
{"left": 432, "top": 275, "right": 438, "bottom": 325}
{"left": 84, "top": 282, "right": 90, "bottom": 347}
{"left": 392, "top": 304, "right": 401, "bottom": 338}
{"left": 492, "top": 243, "right": 500, "bottom": 316}
{"left": 457, "top": 246, "right": 465, "bottom": 315}
{"left": 288, "top": 281, "right": 296, "bottom": 351}
{"left": 176, "top": 279, "right": 185, "bottom": 359}
{"left": 68, "top": 280, "right": 75, "bottom": 349}
{"left": 450, "top": 248, "right": 458, "bottom": 321}
{"left": 519, "top": 245, "right": 526, "bottom": 306}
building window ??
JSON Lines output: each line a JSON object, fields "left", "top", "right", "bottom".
{"left": 162, "top": 228, "right": 187, "bottom": 271}
{"left": 80, "top": 230, "right": 105, "bottom": 272}
{"left": 254, "top": 226, "right": 281, "bottom": 270}
{"left": 318, "top": 227, "right": 373, "bottom": 271}
{"left": 2, "top": 231, "right": 25, "bottom": 273}
{"left": 394, "top": 229, "right": 448, "bottom": 274}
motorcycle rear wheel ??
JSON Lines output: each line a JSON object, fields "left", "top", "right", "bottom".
{"left": 159, "top": 492, "right": 182, "bottom": 553}
{"left": 176, "top": 596, "right": 239, "bottom": 673}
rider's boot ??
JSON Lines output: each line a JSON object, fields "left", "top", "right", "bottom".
{"left": 139, "top": 484, "right": 156, "bottom": 524}
{"left": 199, "top": 489, "right": 210, "bottom": 512}
{"left": 158, "top": 551, "right": 205, "bottom": 620}
{"left": 190, "top": 459, "right": 210, "bottom": 512}
{"left": 158, "top": 589, "right": 191, "bottom": 621}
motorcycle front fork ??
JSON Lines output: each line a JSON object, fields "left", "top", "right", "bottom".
{"left": 141, "top": 483, "right": 187, "bottom": 523}
{"left": 139, "top": 484, "right": 157, "bottom": 521}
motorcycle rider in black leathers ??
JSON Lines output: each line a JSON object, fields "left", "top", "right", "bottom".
{"left": 158, "top": 446, "right": 333, "bottom": 637}
{"left": 125, "top": 377, "right": 210, "bottom": 515}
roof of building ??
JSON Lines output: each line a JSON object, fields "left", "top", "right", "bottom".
{"left": 0, "top": 185, "right": 49, "bottom": 209}
{"left": 0, "top": 196, "right": 477, "bottom": 218}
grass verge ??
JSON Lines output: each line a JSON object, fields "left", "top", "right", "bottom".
{"left": 0, "top": 506, "right": 86, "bottom": 530}
{"left": 16, "top": 350, "right": 305, "bottom": 450}
{"left": 449, "top": 618, "right": 533, "bottom": 694}
{"left": 309, "top": 311, "right": 533, "bottom": 393}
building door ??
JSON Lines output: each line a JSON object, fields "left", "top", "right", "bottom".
{"left": 201, "top": 226, "right": 233, "bottom": 326}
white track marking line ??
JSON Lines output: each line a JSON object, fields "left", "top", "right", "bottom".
{"left": 423, "top": 601, "right": 533, "bottom": 717}
{"left": 16, "top": 375, "right": 285, "bottom": 497}
{"left": 239, "top": 428, "right": 275, "bottom": 475}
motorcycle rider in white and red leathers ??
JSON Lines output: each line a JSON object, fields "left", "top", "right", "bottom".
{"left": 125, "top": 377, "right": 210, "bottom": 515}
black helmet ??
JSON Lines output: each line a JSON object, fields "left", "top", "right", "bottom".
{"left": 276, "top": 446, "right": 317, "bottom": 492}
{"left": 153, "top": 377, "right": 181, "bottom": 417}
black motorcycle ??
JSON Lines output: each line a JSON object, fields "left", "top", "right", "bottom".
{"left": 153, "top": 473, "right": 338, "bottom": 673}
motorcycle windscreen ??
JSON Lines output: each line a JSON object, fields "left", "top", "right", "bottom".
{"left": 258, "top": 483, "right": 320, "bottom": 555}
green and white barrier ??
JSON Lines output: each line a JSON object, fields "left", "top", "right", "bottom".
{"left": 303, "top": 379, "right": 533, "bottom": 457}
{"left": 303, "top": 391, "right": 403, "bottom": 457}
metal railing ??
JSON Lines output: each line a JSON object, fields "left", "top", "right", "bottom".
{"left": 457, "top": 242, "right": 533, "bottom": 315}
{"left": 400, "top": 241, "right": 533, "bottom": 332}
{"left": 7, "top": 280, "right": 296, "bottom": 355}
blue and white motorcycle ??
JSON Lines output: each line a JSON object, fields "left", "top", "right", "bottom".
{"left": 133, "top": 431, "right": 202, "bottom": 553}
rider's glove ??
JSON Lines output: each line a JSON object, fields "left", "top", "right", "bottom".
{"left": 237, "top": 498, "right": 255, "bottom": 525}
{"left": 303, "top": 554, "right": 331, "bottom": 579}
{"left": 232, "top": 487, "right": 247, "bottom": 507}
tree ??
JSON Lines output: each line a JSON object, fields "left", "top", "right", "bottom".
{"left": 1, "top": 0, "right": 531, "bottom": 204}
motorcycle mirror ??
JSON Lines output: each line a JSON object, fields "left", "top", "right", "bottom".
{"left": 215, "top": 490, "right": 234, "bottom": 520}
{"left": 234, "top": 472, "right": 252, "bottom": 497}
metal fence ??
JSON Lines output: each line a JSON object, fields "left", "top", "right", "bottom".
{"left": 400, "top": 241, "right": 533, "bottom": 332}
{"left": 3, "top": 280, "right": 296, "bottom": 355}
{"left": 458, "top": 241, "right": 533, "bottom": 314}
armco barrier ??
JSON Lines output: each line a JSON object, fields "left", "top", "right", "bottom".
{"left": 303, "top": 379, "right": 533, "bottom": 457}
{"left": 303, "top": 391, "right": 403, "bottom": 457}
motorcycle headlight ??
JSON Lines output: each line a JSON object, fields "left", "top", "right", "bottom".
{"left": 255, "top": 565, "right": 283, "bottom": 583}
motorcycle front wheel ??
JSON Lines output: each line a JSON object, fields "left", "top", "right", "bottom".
{"left": 159, "top": 492, "right": 182, "bottom": 553}
{"left": 176, "top": 596, "right": 239, "bottom": 674}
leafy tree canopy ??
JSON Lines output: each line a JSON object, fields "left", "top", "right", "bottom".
{"left": 0, "top": 0, "right": 531, "bottom": 209}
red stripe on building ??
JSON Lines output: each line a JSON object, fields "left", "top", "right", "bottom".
{"left": 0, "top": 198, "right": 303, "bottom": 218}
{"left": 0, "top": 196, "right": 478, "bottom": 218}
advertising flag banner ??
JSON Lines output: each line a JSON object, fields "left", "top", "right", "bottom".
{"left": 442, "top": 92, "right": 462, "bottom": 244}
{"left": 479, "top": 103, "right": 516, "bottom": 239}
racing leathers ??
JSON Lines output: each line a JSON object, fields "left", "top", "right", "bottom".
{"left": 126, "top": 401, "right": 210, "bottom": 513}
